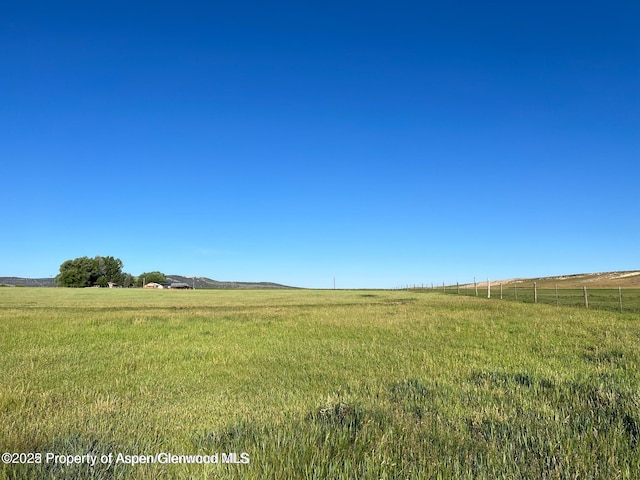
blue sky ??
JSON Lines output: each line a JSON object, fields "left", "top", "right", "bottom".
{"left": 1, "top": 1, "right": 638, "bottom": 288}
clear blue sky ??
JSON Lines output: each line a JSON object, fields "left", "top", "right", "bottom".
{"left": 1, "top": 1, "right": 638, "bottom": 288}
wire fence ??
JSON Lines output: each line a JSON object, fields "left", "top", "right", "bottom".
{"left": 412, "top": 283, "right": 640, "bottom": 314}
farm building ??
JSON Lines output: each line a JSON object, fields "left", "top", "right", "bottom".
{"left": 169, "top": 282, "right": 191, "bottom": 289}
{"left": 144, "top": 282, "right": 163, "bottom": 289}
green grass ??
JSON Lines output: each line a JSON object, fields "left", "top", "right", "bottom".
{"left": 1, "top": 288, "right": 639, "bottom": 479}
{"left": 446, "top": 285, "right": 640, "bottom": 314}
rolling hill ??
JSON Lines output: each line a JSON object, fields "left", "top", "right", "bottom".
{"left": 164, "top": 275, "right": 297, "bottom": 289}
{"left": 0, "top": 277, "right": 57, "bottom": 287}
{"left": 462, "top": 271, "right": 640, "bottom": 289}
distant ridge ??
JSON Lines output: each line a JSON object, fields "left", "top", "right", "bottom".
{"left": 0, "top": 277, "right": 56, "bottom": 287}
{"left": 165, "top": 275, "right": 298, "bottom": 289}
{"left": 0, "top": 276, "right": 298, "bottom": 289}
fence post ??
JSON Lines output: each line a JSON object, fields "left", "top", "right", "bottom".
{"left": 534, "top": 282, "right": 537, "bottom": 304}
{"left": 500, "top": 283, "right": 503, "bottom": 300}
{"left": 583, "top": 286, "right": 588, "bottom": 309}
{"left": 619, "top": 287, "right": 623, "bottom": 313}
{"left": 487, "top": 278, "right": 491, "bottom": 299}
{"left": 475, "top": 278, "right": 478, "bottom": 297}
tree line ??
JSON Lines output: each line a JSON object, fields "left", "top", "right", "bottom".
{"left": 55, "top": 256, "right": 167, "bottom": 288}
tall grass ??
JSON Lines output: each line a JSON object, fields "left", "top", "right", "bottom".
{"left": 1, "top": 288, "right": 639, "bottom": 478}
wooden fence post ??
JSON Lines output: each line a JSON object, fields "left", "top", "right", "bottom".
{"left": 487, "top": 278, "right": 491, "bottom": 299}
{"left": 500, "top": 283, "right": 503, "bottom": 300}
{"left": 619, "top": 287, "right": 623, "bottom": 313}
{"left": 583, "top": 286, "right": 588, "bottom": 309}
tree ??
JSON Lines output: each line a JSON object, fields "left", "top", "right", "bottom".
{"left": 95, "top": 256, "right": 124, "bottom": 287}
{"left": 121, "top": 273, "right": 134, "bottom": 288}
{"left": 135, "top": 271, "right": 167, "bottom": 287}
{"left": 56, "top": 256, "right": 98, "bottom": 287}
{"left": 56, "top": 256, "right": 128, "bottom": 287}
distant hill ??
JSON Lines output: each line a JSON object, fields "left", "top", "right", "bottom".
{"left": 462, "top": 271, "right": 640, "bottom": 289}
{"left": 165, "top": 275, "right": 297, "bottom": 289}
{"left": 0, "top": 275, "right": 297, "bottom": 289}
{"left": 0, "top": 277, "right": 57, "bottom": 287}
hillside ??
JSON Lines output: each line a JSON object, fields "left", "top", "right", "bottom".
{"left": 165, "top": 275, "right": 297, "bottom": 289}
{"left": 463, "top": 270, "right": 640, "bottom": 289}
{"left": 0, "top": 277, "right": 57, "bottom": 287}
{"left": 0, "top": 276, "right": 296, "bottom": 289}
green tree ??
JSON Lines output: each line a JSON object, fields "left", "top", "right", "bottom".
{"left": 56, "top": 256, "right": 98, "bottom": 287}
{"left": 121, "top": 273, "right": 134, "bottom": 288}
{"left": 135, "top": 271, "right": 167, "bottom": 287}
{"left": 56, "top": 256, "right": 128, "bottom": 287}
{"left": 95, "top": 256, "right": 125, "bottom": 286}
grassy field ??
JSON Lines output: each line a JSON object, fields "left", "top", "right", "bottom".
{"left": 448, "top": 285, "right": 640, "bottom": 314}
{"left": 1, "top": 288, "right": 639, "bottom": 479}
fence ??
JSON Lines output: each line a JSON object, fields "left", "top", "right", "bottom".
{"left": 409, "top": 282, "right": 640, "bottom": 314}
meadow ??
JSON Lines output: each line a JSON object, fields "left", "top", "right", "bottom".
{"left": 1, "top": 288, "right": 639, "bottom": 479}
{"left": 449, "top": 285, "right": 640, "bottom": 314}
